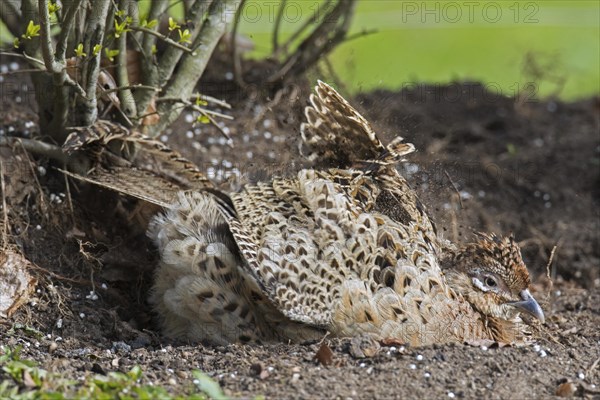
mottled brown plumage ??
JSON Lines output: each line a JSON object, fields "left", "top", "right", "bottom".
{"left": 146, "top": 81, "right": 544, "bottom": 346}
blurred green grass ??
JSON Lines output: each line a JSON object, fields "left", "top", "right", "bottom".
{"left": 240, "top": 0, "right": 600, "bottom": 100}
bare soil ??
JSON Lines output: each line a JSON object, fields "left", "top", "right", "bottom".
{"left": 1, "top": 60, "right": 599, "bottom": 399}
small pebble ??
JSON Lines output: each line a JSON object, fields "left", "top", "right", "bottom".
{"left": 79, "top": 313, "right": 85, "bottom": 319}
{"left": 448, "top": 392, "right": 455, "bottom": 398}
{"left": 416, "top": 354, "right": 424, "bottom": 361}
{"left": 409, "top": 364, "right": 416, "bottom": 370}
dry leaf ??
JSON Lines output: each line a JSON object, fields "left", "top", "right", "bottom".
{"left": 555, "top": 381, "right": 578, "bottom": 397}
{"left": 315, "top": 342, "right": 334, "bottom": 366}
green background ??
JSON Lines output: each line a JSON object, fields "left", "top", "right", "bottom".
{"left": 238, "top": 0, "right": 600, "bottom": 100}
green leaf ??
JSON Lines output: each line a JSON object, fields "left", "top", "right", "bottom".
{"left": 13, "top": 37, "right": 20, "bottom": 48}
{"left": 114, "top": 18, "right": 130, "bottom": 38}
{"left": 192, "top": 371, "right": 226, "bottom": 399}
{"left": 48, "top": 1, "right": 61, "bottom": 14}
{"left": 196, "top": 115, "right": 210, "bottom": 124}
{"left": 168, "top": 17, "right": 180, "bottom": 31}
{"left": 22, "top": 20, "right": 41, "bottom": 40}
{"left": 146, "top": 19, "right": 158, "bottom": 29}
{"left": 92, "top": 44, "right": 102, "bottom": 56}
{"left": 104, "top": 48, "right": 120, "bottom": 62}
{"left": 195, "top": 96, "right": 208, "bottom": 107}
{"left": 178, "top": 29, "right": 192, "bottom": 44}
{"left": 75, "top": 43, "right": 86, "bottom": 58}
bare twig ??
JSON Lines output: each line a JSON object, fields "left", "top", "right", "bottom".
{"left": 343, "top": 28, "right": 378, "bottom": 43}
{"left": 546, "top": 244, "right": 558, "bottom": 283}
{"left": 157, "top": 93, "right": 231, "bottom": 109}
{"left": 156, "top": 97, "right": 233, "bottom": 142}
{"left": 444, "top": 169, "right": 463, "bottom": 209}
{"left": 0, "top": 137, "right": 69, "bottom": 165}
{"left": 56, "top": 0, "right": 84, "bottom": 62}
{"left": 0, "top": 159, "right": 8, "bottom": 250}
{"left": 158, "top": 0, "right": 215, "bottom": 86}
{"left": 132, "top": 26, "right": 194, "bottom": 53}
{"left": 100, "top": 84, "right": 161, "bottom": 96}
{"left": 0, "top": 52, "right": 44, "bottom": 67}
{"left": 271, "top": 0, "right": 287, "bottom": 54}
{"left": 269, "top": 0, "right": 355, "bottom": 82}
{"left": 153, "top": 0, "right": 241, "bottom": 136}
{"left": 0, "top": 68, "right": 48, "bottom": 76}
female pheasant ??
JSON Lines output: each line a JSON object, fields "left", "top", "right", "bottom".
{"left": 148, "top": 81, "right": 545, "bottom": 346}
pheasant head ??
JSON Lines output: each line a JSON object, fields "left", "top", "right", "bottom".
{"left": 442, "top": 233, "right": 545, "bottom": 324}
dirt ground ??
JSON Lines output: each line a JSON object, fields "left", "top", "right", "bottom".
{"left": 1, "top": 58, "right": 599, "bottom": 399}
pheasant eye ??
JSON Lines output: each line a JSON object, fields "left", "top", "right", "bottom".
{"left": 485, "top": 277, "right": 497, "bottom": 287}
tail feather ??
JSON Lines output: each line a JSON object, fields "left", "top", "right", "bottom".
{"left": 300, "top": 80, "right": 414, "bottom": 169}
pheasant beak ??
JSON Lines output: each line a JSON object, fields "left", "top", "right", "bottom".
{"left": 508, "top": 289, "right": 545, "bottom": 324}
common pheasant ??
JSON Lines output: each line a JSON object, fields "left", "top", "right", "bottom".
{"left": 145, "top": 81, "right": 545, "bottom": 346}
